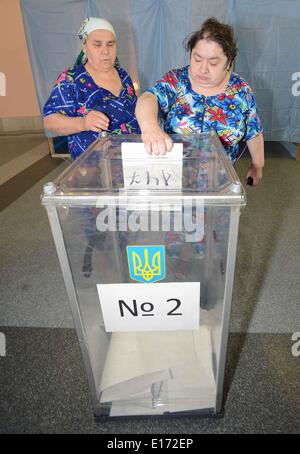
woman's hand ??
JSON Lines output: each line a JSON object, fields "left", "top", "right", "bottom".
{"left": 246, "top": 163, "right": 263, "bottom": 186}
{"left": 246, "top": 134, "right": 264, "bottom": 186}
{"left": 141, "top": 124, "right": 173, "bottom": 155}
{"left": 136, "top": 92, "right": 173, "bottom": 155}
{"left": 84, "top": 110, "right": 110, "bottom": 132}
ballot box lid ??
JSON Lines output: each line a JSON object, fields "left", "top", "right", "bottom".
{"left": 41, "top": 132, "right": 246, "bottom": 206}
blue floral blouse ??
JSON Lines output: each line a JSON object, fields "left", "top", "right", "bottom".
{"left": 43, "top": 64, "right": 140, "bottom": 159}
{"left": 147, "top": 66, "right": 263, "bottom": 160}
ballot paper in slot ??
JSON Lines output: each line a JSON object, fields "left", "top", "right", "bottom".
{"left": 99, "top": 326, "right": 216, "bottom": 416}
{"left": 121, "top": 142, "right": 183, "bottom": 190}
{"left": 120, "top": 142, "right": 183, "bottom": 211}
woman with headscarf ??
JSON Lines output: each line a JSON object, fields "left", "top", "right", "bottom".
{"left": 43, "top": 17, "right": 140, "bottom": 160}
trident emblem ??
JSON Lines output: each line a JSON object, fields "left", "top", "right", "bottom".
{"left": 127, "top": 245, "right": 166, "bottom": 283}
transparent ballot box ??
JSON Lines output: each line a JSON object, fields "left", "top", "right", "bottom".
{"left": 41, "top": 132, "right": 246, "bottom": 418}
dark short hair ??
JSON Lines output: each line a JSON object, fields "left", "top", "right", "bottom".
{"left": 185, "top": 17, "right": 238, "bottom": 67}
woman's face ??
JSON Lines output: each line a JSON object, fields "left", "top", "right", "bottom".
{"left": 189, "top": 39, "right": 229, "bottom": 90}
{"left": 83, "top": 29, "right": 117, "bottom": 70}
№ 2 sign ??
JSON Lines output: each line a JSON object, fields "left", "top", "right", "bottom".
{"left": 97, "top": 282, "right": 200, "bottom": 332}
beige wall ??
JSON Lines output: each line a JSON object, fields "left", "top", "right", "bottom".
{"left": 0, "top": 0, "right": 40, "bottom": 119}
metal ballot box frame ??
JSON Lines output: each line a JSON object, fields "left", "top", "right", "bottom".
{"left": 41, "top": 132, "right": 246, "bottom": 418}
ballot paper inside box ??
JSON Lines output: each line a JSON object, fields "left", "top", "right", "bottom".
{"left": 41, "top": 132, "right": 246, "bottom": 419}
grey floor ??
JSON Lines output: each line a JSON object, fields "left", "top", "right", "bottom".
{"left": 0, "top": 136, "right": 299, "bottom": 433}
{"left": 0, "top": 133, "right": 46, "bottom": 166}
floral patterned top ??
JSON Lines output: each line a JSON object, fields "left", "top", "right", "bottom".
{"left": 147, "top": 66, "right": 263, "bottom": 160}
{"left": 43, "top": 64, "right": 140, "bottom": 159}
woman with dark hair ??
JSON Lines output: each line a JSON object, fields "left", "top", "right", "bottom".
{"left": 136, "top": 18, "right": 264, "bottom": 185}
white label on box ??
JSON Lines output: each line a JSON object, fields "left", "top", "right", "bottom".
{"left": 121, "top": 142, "right": 183, "bottom": 190}
{"left": 96, "top": 282, "right": 200, "bottom": 332}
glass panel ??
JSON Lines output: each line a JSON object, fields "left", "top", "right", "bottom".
{"left": 54, "top": 133, "right": 235, "bottom": 194}
{"left": 57, "top": 201, "right": 231, "bottom": 417}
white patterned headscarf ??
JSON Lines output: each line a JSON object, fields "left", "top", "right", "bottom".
{"left": 78, "top": 17, "right": 116, "bottom": 43}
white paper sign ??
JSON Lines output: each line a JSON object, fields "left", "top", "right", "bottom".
{"left": 97, "top": 282, "right": 200, "bottom": 332}
{"left": 121, "top": 142, "right": 183, "bottom": 190}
